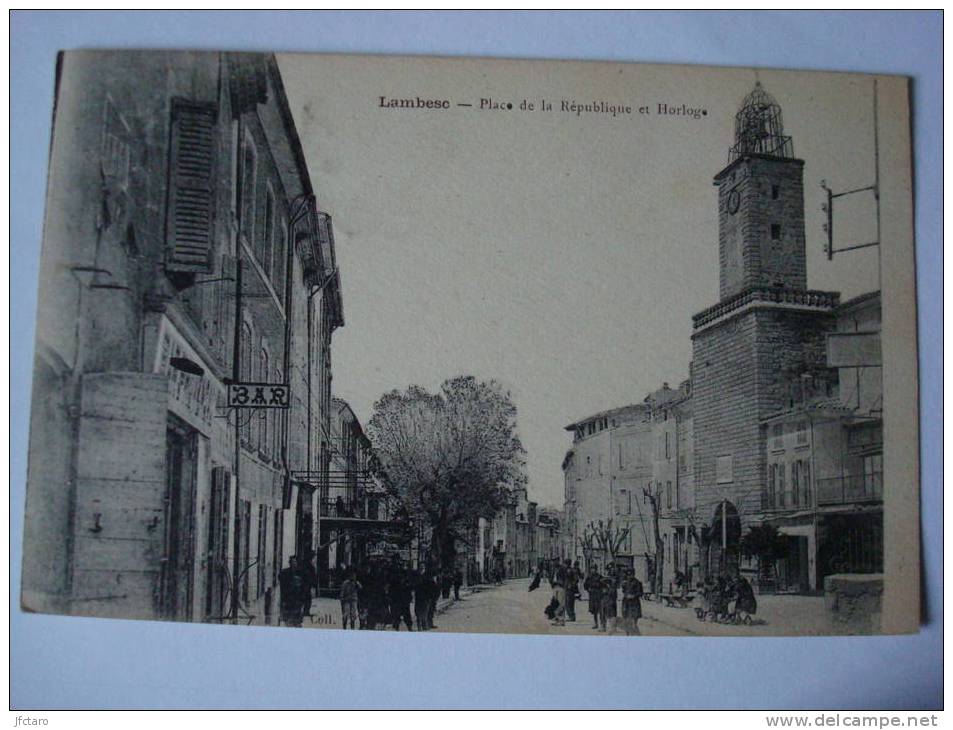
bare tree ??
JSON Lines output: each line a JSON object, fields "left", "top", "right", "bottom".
{"left": 583, "top": 518, "right": 630, "bottom": 571}
{"left": 577, "top": 532, "right": 596, "bottom": 572}
{"left": 642, "top": 487, "right": 666, "bottom": 594}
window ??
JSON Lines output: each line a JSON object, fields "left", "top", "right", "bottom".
{"left": 792, "top": 461, "right": 800, "bottom": 506}
{"left": 626, "top": 490, "right": 632, "bottom": 515}
{"left": 796, "top": 420, "right": 808, "bottom": 445}
{"left": 240, "top": 500, "right": 251, "bottom": 603}
{"left": 272, "top": 510, "right": 283, "bottom": 586}
{"left": 771, "top": 423, "right": 784, "bottom": 449}
{"left": 666, "top": 481, "right": 672, "bottom": 509}
{"left": 230, "top": 121, "right": 240, "bottom": 216}
{"left": 273, "top": 367, "right": 282, "bottom": 459}
{"left": 258, "top": 348, "right": 269, "bottom": 456}
{"left": 802, "top": 460, "right": 811, "bottom": 504}
{"left": 778, "top": 463, "right": 787, "bottom": 507}
{"left": 863, "top": 454, "right": 883, "bottom": 497}
{"left": 240, "top": 322, "right": 253, "bottom": 445}
{"left": 274, "top": 223, "right": 287, "bottom": 301}
{"left": 771, "top": 223, "right": 781, "bottom": 240}
{"left": 665, "top": 431, "right": 671, "bottom": 460}
{"left": 618, "top": 443, "right": 624, "bottom": 469}
{"left": 166, "top": 100, "right": 216, "bottom": 272}
{"left": 716, "top": 455, "right": 733, "bottom": 484}
{"left": 262, "top": 188, "right": 275, "bottom": 278}
{"left": 256, "top": 504, "right": 267, "bottom": 597}
{"left": 771, "top": 184, "right": 780, "bottom": 200}
{"left": 240, "top": 138, "right": 257, "bottom": 242}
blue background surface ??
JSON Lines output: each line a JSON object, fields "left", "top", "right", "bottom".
{"left": 10, "top": 11, "right": 942, "bottom": 709}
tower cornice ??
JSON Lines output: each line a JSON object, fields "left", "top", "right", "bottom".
{"left": 691, "top": 285, "right": 839, "bottom": 336}
{"left": 713, "top": 153, "right": 804, "bottom": 184}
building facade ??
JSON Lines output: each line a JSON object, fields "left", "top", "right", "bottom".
{"left": 316, "top": 397, "right": 402, "bottom": 592}
{"left": 560, "top": 82, "right": 883, "bottom": 597}
{"left": 22, "top": 51, "right": 342, "bottom": 624}
{"left": 535, "top": 509, "right": 564, "bottom": 565}
{"left": 563, "top": 405, "right": 656, "bottom": 583}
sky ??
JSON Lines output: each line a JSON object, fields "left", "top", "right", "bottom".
{"left": 278, "top": 54, "right": 884, "bottom": 509}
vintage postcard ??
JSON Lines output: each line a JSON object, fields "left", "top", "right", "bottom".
{"left": 21, "top": 50, "right": 919, "bottom": 636}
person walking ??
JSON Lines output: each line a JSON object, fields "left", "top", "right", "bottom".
{"left": 583, "top": 567, "right": 604, "bottom": 630}
{"left": 620, "top": 568, "right": 644, "bottom": 636}
{"left": 339, "top": 570, "right": 361, "bottom": 630}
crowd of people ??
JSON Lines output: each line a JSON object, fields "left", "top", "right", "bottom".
{"left": 276, "top": 553, "right": 466, "bottom": 630}
{"left": 533, "top": 559, "right": 645, "bottom": 635}
{"left": 695, "top": 574, "right": 758, "bottom": 624}
{"left": 339, "top": 560, "right": 464, "bottom": 631}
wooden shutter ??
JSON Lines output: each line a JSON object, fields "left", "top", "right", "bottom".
{"left": 166, "top": 99, "right": 216, "bottom": 272}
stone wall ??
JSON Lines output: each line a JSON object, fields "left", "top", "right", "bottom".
{"left": 717, "top": 156, "right": 807, "bottom": 300}
{"left": 692, "top": 306, "right": 835, "bottom": 521}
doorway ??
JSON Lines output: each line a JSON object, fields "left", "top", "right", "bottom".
{"left": 161, "top": 415, "right": 198, "bottom": 621}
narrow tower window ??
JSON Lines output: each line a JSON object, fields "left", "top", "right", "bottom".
{"left": 771, "top": 224, "right": 781, "bottom": 240}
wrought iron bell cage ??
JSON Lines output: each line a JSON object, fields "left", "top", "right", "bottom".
{"left": 728, "top": 82, "right": 794, "bottom": 163}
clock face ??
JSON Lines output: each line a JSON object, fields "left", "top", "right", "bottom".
{"left": 727, "top": 189, "right": 741, "bottom": 215}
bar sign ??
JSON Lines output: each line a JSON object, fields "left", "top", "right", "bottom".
{"left": 227, "top": 382, "right": 290, "bottom": 409}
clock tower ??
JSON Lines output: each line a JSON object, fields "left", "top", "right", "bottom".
{"left": 690, "top": 82, "right": 839, "bottom": 575}
{"left": 715, "top": 82, "right": 807, "bottom": 300}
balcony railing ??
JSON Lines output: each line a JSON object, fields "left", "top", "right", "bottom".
{"left": 760, "top": 490, "right": 813, "bottom": 511}
{"left": 816, "top": 473, "right": 882, "bottom": 506}
{"left": 760, "top": 472, "right": 882, "bottom": 510}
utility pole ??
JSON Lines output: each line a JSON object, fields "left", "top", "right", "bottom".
{"left": 230, "top": 258, "right": 243, "bottom": 625}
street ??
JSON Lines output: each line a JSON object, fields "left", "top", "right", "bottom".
{"left": 297, "top": 576, "right": 835, "bottom": 636}
{"left": 431, "top": 578, "right": 695, "bottom": 637}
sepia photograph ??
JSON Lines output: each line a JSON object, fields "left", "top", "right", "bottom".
{"left": 21, "top": 47, "right": 920, "bottom": 643}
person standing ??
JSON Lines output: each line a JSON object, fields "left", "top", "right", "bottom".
{"left": 453, "top": 568, "right": 463, "bottom": 600}
{"left": 562, "top": 559, "right": 578, "bottom": 622}
{"left": 388, "top": 567, "right": 414, "bottom": 631}
{"left": 620, "top": 568, "right": 644, "bottom": 636}
{"left": 339, "top": 570, "right": 361, "bottom": 630}
{"left": 277, "top": 555, "right": 306, "bottom": 628}
{"left": 550, "top": 560, "right": 568, "bottom": 626}
{"left": 583, "top": 566, "right": 604, "bottom": 630}
{"left": 600, "top": 567, "right": 618, "bottom": 633}
{"left": 427, "top": 570, "right": 441, "bottom": 628}
{"left": 731, "top": 574, "right": 757, "bottom": 625}
{"left": 413, "top": 569, "right": 431, "bottom": 631}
